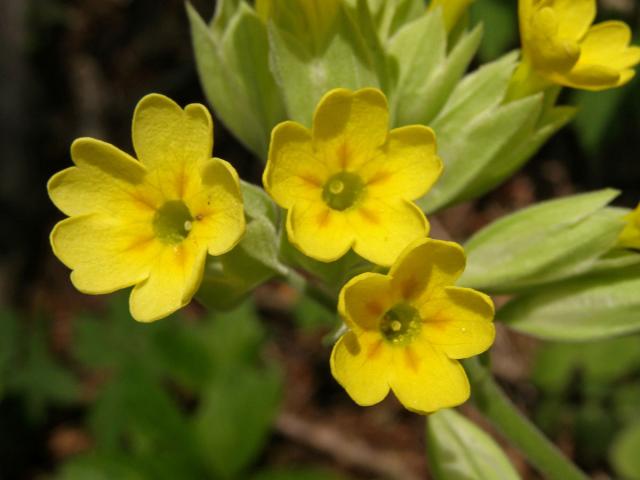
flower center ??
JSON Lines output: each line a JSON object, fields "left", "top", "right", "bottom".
{"left": 322, "top": 172, "right": 365, "bottom": 211}
{"left": 153, "top": 200, "right": 194, "bottom": 245}
{"left": 379, "top": 302, "right": 422, "bottom": 346}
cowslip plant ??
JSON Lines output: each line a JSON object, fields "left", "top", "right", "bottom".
{"left": 47, "top": 0, "right": 640, "bottom": 479}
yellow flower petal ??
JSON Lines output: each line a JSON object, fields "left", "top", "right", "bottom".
{"left": 129, "top": 239, "right": 207, "bottom": 322}
{"left": 389, "top": 340, "right": 470, "bottom": 414}
{"left": 350, "top": 198, "right": 429, "bottom": 267}
{"left": 563, "top": 64, "right": 621, "bottom": 90}
{"left": 330, "top": 331, "right": 392, "bottom": 406}
{"left": 48, "top": 138, "right": 158, "bottom": 218}
{"left": 390, "top": 239, "right": 466, "bottom": 302}
{"left": 312, "top": 88, "right": 388, "bottom": 172}
{"left": 527, "top": 7, "right": 580, "bottom": 73}
{"left": 286, "top": 200, "right": 354, "bottom": 262}
{"left": 338, "top": 272, "right": 394, "bottom": 331}
{"left": 578, "top": 21, "right": 640, "bottom": 72}
{"left": 51, "top": 214, "right": 160, "bottom": 294}
{"left": 359, "top": 125, "right": 443, "bottom": 201}
{"left": 263, "top": 121, "right": 327, "bottom": 209}
{"left": 188, "top": 158, "right": 246, "bottom": 255}
{"left": 548, "top": 0, "right": 595, "bottom": 41}
{"left": 132, "top": 93, "right": 212, "bottom": 174}
{"left": 618, "top": 204, "right": 640, "bottom": 249}
{"left": 420, "top": 286, "right": 495, "bottom": 359}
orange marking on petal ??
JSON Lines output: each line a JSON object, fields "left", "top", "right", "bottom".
{"left": 404, "top": 347, "right": 420, "bottom": 373}
{"left": 337, "top": 142, "right": 350, "bottom": 170}
{"left": 366, "top": 301, "right": 384, "bottom": 319}
{"left": 367, "top": 170, "right": 392, "bottom": 186}
{"left": 367, "top": 339, "right": 384, "bottom": 360}
{"left": 358, "top": 206, "right": 379, "bottom": 225}
{"left": 298, "top": 174, "right": 323, "bottom": 188}
{"left": 316, "top": 208, "right": 331, "bottom": 228}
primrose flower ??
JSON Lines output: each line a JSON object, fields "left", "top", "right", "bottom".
{"left": 618, "top": 203, "right": 640, "bottom": 250}
{"left": 429, "top": 0, "right": 473, "bottom": 32}
{"left": 263, "top": 88, "right": 443, "bottom": 266}
{"left": 512, "top": 0, "right": 640, "bottom": 95}
{"left": 48, "top": 94, "right": 245, "bottom": 322}
{"left": 331, "top": 239, "right": 495, "bottom": 414}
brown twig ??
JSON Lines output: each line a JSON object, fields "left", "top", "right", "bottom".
{"left": 275, "top": 412, "right": 424, "bottom": 480}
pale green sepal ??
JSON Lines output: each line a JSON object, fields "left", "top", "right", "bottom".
{"left": 420, "top": 94, "right": 542, "bottom": 213}
{"left": 392, "top": 19, "right": 483, "bottom": 127}
{"left": 268, "top": 3, "right": 379, "bottom": 126}
{"left": 461, "top": 190, "right": 623, "bottom": 293}
{"left": 221, "top": 3, "right": 287, "bottom": 158}
{"left": 187, "top": 3, "right": 279, "bottom": 159}
{"left": 427, "top": 409, "right": 521, "bottom": 480}
{"left": 210, "top": 0, "right": 242, "bottom": 37}
{"left": 463, "top": 105, "right": 576, "bottom": 201}
{"left": 241, "top": 180, "right": 279, "bottom": 227}
{"left": 499, "top": 267, "right": 640, "bottom": 342}
{"left": 387, "top": 8, "right": 446, "bottom": 125}
{"left": 365, "top": 0, "right": 426, "bottom": 43}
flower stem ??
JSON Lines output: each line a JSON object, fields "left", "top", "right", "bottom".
{"left": 463, "top": 357, "right": 589, "bottom": 480}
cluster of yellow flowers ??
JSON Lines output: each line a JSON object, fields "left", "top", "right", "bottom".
{"left": 48, "top": 0, "right": 639, "bottom": 414}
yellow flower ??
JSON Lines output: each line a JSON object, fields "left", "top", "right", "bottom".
{"left": 429, "top": 0, "right": 473, "bottom": 32}
{"left": 330, "top": 238, "right": 495, "bottom": 414}
{"left": 618, "top": 203, "right": 640, "bottom": 250}
{"left": 513, "top": 0, "right": 640, "bottom": 94}
{"left": 263, "top": 88, "right": 443, "bottom": 266}
{"left": 48, "top": 94, "right": 245, "bottom": 322}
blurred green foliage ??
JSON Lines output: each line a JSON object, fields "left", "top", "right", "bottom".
{"left": 532, "top": 336, "right": 640, "bottom": 476}
{"left": 0, "top": 296, "right": 343, "bottom": 480}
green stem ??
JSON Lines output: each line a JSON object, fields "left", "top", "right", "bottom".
{"left": 285, "top": 268, "right": 337, "bottom": 312}
{"left": 463, "top": 357, "right": 589, "bottom": 480}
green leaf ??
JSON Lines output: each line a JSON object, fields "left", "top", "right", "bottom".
{"left": 420, "top": 93, "right": 542, "bottom": 213}
{"left": 187, "top": 3, "right": 280, "bottom": 159}
{"left": 200, "top": 302, "right": 266, "bottom": 370}
{"left": 392, "top": 14, "right": 483, "bottom": 126}
{"left": 268, "top": 3, "right": 379, "bottom": 126}
{"left": 193, "top": 366, "right": 282, "bottom": 479}
{"left": 499, "top": 267, "right": 640, "bottom": 341}
{"left": 293, "top": 294, "right": 338, "bottom": 330}
{"left": 572, "top": 87, "right": 627, "bottom": 155}
{"left": 464, "top": 104, "right": 575, "bottom": 200}
{"left": 7, "top": 318, "right": 79, "bottom": 422}
{"left": 57, "top": 453, "right": 147, "bottom": 480}
{"left": 221, "top": 4, "right": 287, "bottom": 157}
{"left": 611, "top": 421, "right": 640, "bottom": 480}
{"left": 427, "top": 409, "right": 520, "bottom": 480}
{"left": 242, "top": 180, "right": 279, "bottom": 226}
{"left": 210, "top": 0, "right": 242, "bottom": 36}
{"left": 461, "top": 190, "right": 623, "bottom": 293}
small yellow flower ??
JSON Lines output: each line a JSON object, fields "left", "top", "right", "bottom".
{"left": 514, "top": 0, "right": 640, "bottom": 94}
{"left": 618, "top": 203, "right": 640, "bottom": 250}
{"left": 48, "top": 94, "right": 245, "bottom": 322}
{"left": 263, "top": 88, "right": 443, "bottom": 266}
{"left": 331, "top": 238, "right": 495, "bottom": 414}
{"left": 429, "top": 0, "right": 473, "bottom": 32}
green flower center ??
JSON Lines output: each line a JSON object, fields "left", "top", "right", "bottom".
{"left": 153, "top": 200, "right": 194, "bottom": 245}
{"left": 322, "top": 172, "right": 365, "bottom": 211}
{"left": 379, "top": 302, "right": 422, "bottom": 346}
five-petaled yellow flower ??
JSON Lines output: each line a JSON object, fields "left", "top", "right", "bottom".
{"left": 513, "top": 0, "right": 640, "bottom": 94}
{"left": 48, "top": 94, "right": 245, "bottom": 322}
{"left": 331, "top": 238, "right": 495, "bottom": 414}
{"left": 263, "top": 88, "right": 443, "bottom": 266}
{"left": 618, "top": 203, "right": 640, "bottom": 250}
